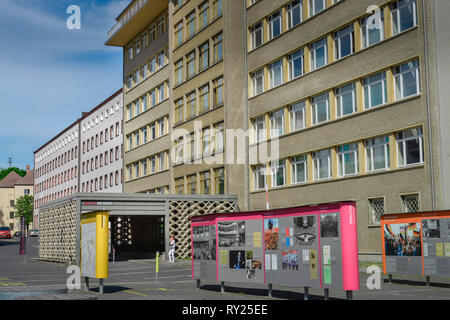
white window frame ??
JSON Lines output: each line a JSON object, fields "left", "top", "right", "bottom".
{"left": 397, "top": 127, "right": 424, "bottom": 167}
{"left": 252, "top": 116, "right": 266, "bottom": 143}
{"left": 291, "top": 154, "right": 307, "bottom": 184}
{"left": 363, "top": 72, "right": 387, "bottom": 109}
{"left": 391, "top": 0, "right": 417, "bottom": 36}
{"left": 311, "top": 93, "right": 329, "bottom": 125}
{"left": 334, "top": 25, "right": 354, "bottom": 60}
{"left": 288, "top": 49, "right": 304, "bottom": 80}
{"left": 335, "top": 83, "right": 356, "bottom": 118}
{"left": 252, "top": 69, "right": 265, "bottom": 96}
{"left": 361, "top": 14, "right": 384, "bottom": 48}
{"left": 270, "top": 109, "right": 285, "bottom": 138}
{"left": 310, "top": 38, "right": 328, "bottom": 71}
{"left": 253, "top": 165, "right": 267, "bottom": 190}
{"left": 269, "top": 60, "right": 283, "bottom": 89}
{"left": 271, "top": 160, "right": 286, "bottom": 187}
{"left": 365, "top": 136, "right": 390, "bottom": 172}
{"left": 250, "top": 22, "right": 263, "bottom": 50}
{"left": 287, "top": 0, "right": 302, "bottom": 29}
{"left": 313, "top": 149, "right": 331, "bottom": 181}
{"left": 268, "top": 11, "right": 282, "bottom": 40}
{"left": 290, "top": 101, "right": 306, "bottom": 132}
{"left": 337, "top": 144, "right": 359, "bottom": 177}
{"left": 394, "top": 60, "right": 420, "bottom": 100}
{"left": 309, "top": 0, "right": 326, "bottom": 17}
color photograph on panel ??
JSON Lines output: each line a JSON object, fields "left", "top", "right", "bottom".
{"left": 384, "top": 223, "right": 422, "bottom": 257}
{"left": 264, "top": 218, "right": 279, "bottom": 250}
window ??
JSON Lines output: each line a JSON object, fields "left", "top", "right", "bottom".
{"left": 213, "top": 33, "right": 223, "bottom": 63}
{"left": 212, "top": 0, "right": 222, "bottom": 19}
{"left": 203, "top": 127, "right": 211, "bottom": 156}
{"left": 142, "top": 95, "right": 148, "bottom": 112}
{"left": 213, "top": 77, "right": 224, "bottom": 107}
{"left": 268, "top": 11, "right": 282, "bottom": 40}
{"left": 150, "top": 57, "right": 157, "bottom": 74}
{"left": 142, "top": 127, "right": 148, "bottom": 144}
{"left": 134, "top": 69, "right": 140, "bottom": 86}
{"left": 150, "top": 89, "right": 157, "bottom": 107}
{"left": 187, "top": 92, "right": 196, "bottom": 119}
{"left": 127, "top": 75, "right": 133, "bottom": 90}
{"left": 134, "top": 39, "right": 141, "bottom": 56}
{"left": 159, "top": 84, "right": 166, "bottom": 102}
{"left": 175, "top": 21, "right": 183, "bottom": 47}
{"left": 159, "top": 15, "right": 166, "bottom": 35}
{"left": 134, "top": 162, "right": 140, "bottom": 179}
{"left": 252, "top": 70, "right": 264, "bottom": 96}
{"left": 337, "top": 144, "right": 359, "bottom": 177}
{"left": 335, "top": 83, "right": 356, "bottom": 117}
{"left": 174, "top": 138, "right": 184, "bottom": 165}
{"left": 142, "top": 32, "right": 148, "bottom": 48}
{"left": 366, "top": 136, "right": 390, "bottom": 172}
{"left": 288, "top": 50, "right": 304, "bottom": 80}
{"left": 214, "top": 167, "right": 225, "bottom": 194}
{"left": 199, "top": 84, "right": 209, "bottom": 113}
{"left": 175, "top": 59, "right": 183, "bottom": 85}
{"left": 150, "top": 123, "right": 156, "bottom": 140}
{"left": 175, "top": 98, "right": 184, "bottom": 124}
{"left": 271, "top": 160, "right": 286, "bottom": 187}
{"left": 186, "top": 11, "right": 196, "bottom": 39}
{"left": 134, "top": 131, "right": 140, "bottom": 148}
{"left": 369, "top": 198, "right": 385, "bottom": 226}
{"left": 310, "top": 38, "right": 327, "bottom": 70}
{"left": 363, "top": 72, "right": 387, "bottom": 109}
{"left": 309, "top": 0, "right": 326, "bottom": 17}
{"left": 401, "top": 194, "right": 420, "bottom": 213}
{"left": 150, "top": 24, "right": 157, "bottom": 42}
{"left": 361, "top": 14, "right": 384, "bottom": 48}
{"left": 253, "top": 165, "right": 266, "bottom": 190}
{"left": 199, "top": 42, "right": 209, "bottom": 71}
{"left": 391, "top": 0, "right": 417, "bottom": 35}
{"left": 134, "top": 100, "right": 140, "bottom": 117}
{"left": 287, "top": 0, "right": 302, "bottom": 29}
{"left": 269, "top": 60, "right": 283, "bottom": 89}
{"left": 187, "top": 174, "right": 197, "bottom": 194}
{"left": 311, "top": 93, "right": 329, "bottom": 125}
{"left": 175, "top": 178, "right": 184, "bottom": 194}
{"left": 291, "top": 155, "right": 307, "bottom": 184}
{"left": 394, "top": 60, "right": 420, "bottom": 100}
{"left": 215, "top": 122, "right": 224, "bottom": 151}
{"left": 334, "top": 25, "right": 354, "bottom": 60}
{"left": 250, "top": 22, "right": 263, "bottom": 49}
{"left": 270, "top": 109, "right": 284, "bottom": 138}
{"left": 159, "top": 152, "right": 166, "bottom": 171}
{"left": 158, "top": 118, "right": 166, "bottom": 137}
{"left": 252, "top": 116, "right": 266, "bottom": 143}
{"left": 200, "top": 171, "right": 211, "bottom": 194}
{"left": 187, "top": 51, "right": 196, "bottom": 79}
{"left": 158, "top": 50, "right": 166, "bottom": 68}
{"left": 150, "top": 156, "right": 156, "bottom": 174}
{"left": 128, "top": 135, "right": 133, "bottom": 150}
{"left": 397, "top": 127, "right": 423, "bottom": 167}
{"left": 199, "top": 1, "right": 209, "bottom": 29}
{"left": 313, "top": 149, "right": 331, "bottom": 180}
{"left": 290, "top": 101, "right": 305, "bottom": 131}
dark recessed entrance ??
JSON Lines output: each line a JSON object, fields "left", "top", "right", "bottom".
{"left": 110, "top": 215, "right": 165, "bottom": 260}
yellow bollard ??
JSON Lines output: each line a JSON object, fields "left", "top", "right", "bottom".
{"left": 155, "top": 251, "right": 159, "bottom": 283}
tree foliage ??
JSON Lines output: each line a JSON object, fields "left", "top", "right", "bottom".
{"left": 14, "top": 195, "right": 34, "bottom": 227}
{"left": 0, "top": 167, "right": 27, "bottom": 181}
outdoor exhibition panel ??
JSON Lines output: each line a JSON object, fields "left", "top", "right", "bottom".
{"left": 381, "top": 210, "right": 450, "bottom": 278}
{"left": 191, "top": 202, "right": 359, "bottom": 292}
{"left": 192, "top": 220, "right": 217, "bottom": 283}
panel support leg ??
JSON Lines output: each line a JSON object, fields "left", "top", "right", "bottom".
{"left": 346, "top": 290, "right": 353, "bottom": 300}
{"left": 99, "top": 279, "right": 104, "bottom": 294}
{"left": 220, "top": 281, "right": 225, "bottom": 293}
{"left": 268, "top": 283, "right": 273, "bottom": 298}
{"left": 426, "top": 276, "right": 431, "bottom": 287}
{"left": 84, "top": 277, "right": 89, "bottom": 291}
{"left": 324, "top": 288, "right": 329, "bottom": 300}
{"left": 304, "top": 287, "right": 309, "bottom": 300}
{"left": 197, "top": 279, "right": 201, "bottom": 289}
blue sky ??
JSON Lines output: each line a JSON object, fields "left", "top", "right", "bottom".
{"left": 0, "top": 0, "right": 129, "bottom": 170}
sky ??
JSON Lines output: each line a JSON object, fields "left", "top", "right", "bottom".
{"left": 0, "top": 0, "right": 129, "bottom": 170}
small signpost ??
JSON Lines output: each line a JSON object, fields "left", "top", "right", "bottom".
{"left": 80, "top": 211, "right": 109, "bottom": 294}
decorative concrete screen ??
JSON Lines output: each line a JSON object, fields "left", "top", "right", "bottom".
{"left": 381, "top": 210, "right": 450, "bottom": 278}
{"left": 39, "top": 200, "right": 78, "bottom": 263}
{"left": 191, "top": 202, "right": 359, "bottom": 293}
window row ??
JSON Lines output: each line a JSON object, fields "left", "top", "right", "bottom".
{"left": 174, "top": 167, "right": 225, "bottom": 195}
{"left": 82, "top": 146, "right": 122, "bottom": 175}
{"left": 146, "top": 185, "right": 170, "bottom": 195}
{"left": 81, "top": 103, "right": 121, "bottom": 133}
{"left": 126, "top": 82, "right": 169, "bottom": 121}
{"left": 252, "top": 127, "right": 424, "bottom": 191}
{"left": 250, "top": 0, "right": 418, "bottom": 96}
{"left": 174, "top": 32, "right": 222, "bottom": 86}
{"left": 126, "top": 11, "right": 168, "bottom": 62}
{"left": 82, "top": 122, "right": 122, "bottom": 153}
{"left": 36, "top": 147, "right": 78, "bottom": 178}
{"left": 249, "top": 0, "right": 342, "bottom": 50}
{"left": 126, "top": 116, "right": 169, "bottom": 151}
{"left": 174, "top": 76, "right": 223, "bottom": 125}
{"left": 174, "top": 0, "right": 222, "bottom": 48}
{"left": 35, "top": 185, "right": 78, "bottom": 208}
{"left": 251, "top": 59, "right": 420, "bottom": 143}
{"left": 81, "top": 170, "right": 122, "bottom": 192}
{"left": 35, "top": 166, "right": 78, "bottom": 194}
{"left": 173, "top": 122, "right": 224, "bottom": 165}
{"left": 369, "top": 193, "right": 420, "bottom": 226}
{"left": 36, "top": 130, "right": 78, "bottom": 162}
{"left": 126, "top": 151, "right": 169, "bottom": 181}
{"left": 126, "top": 48, "right": 168, "bottom": 91}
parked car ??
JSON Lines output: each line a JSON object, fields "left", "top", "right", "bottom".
{"left": 0, "top": 227, "right": 12, "bottom": 239}
{"left": 28, "top": 229, "right": 39, "bottom": 237}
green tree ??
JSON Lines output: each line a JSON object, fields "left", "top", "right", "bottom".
{"left": 0, "top": 167, "right": 27, "bottom": 181}
{"left": 14, "top": 195, "right": 34, "bottom": 231}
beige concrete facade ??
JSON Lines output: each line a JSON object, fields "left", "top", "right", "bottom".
{"left": 106, "top": 0, "right": 449, "bottom": 259}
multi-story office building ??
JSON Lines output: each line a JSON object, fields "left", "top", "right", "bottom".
{"left": 0, "top": 166, "right": 34, "bottom": 232}
{"left": 80, "top": 89, "right": 124, "bottom": 194}
{"left": 106, "top": 1, "right": 171, "bottom": 195}
{"left": 33, "top": 90, "right": 123, "bottom": 228}
{"left": 106, "top": 0, "right": 450, "bottom": 259}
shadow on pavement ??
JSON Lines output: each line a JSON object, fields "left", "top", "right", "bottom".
{"left": 91, "top": 286, "right": 130, "bottom": 294}
{"left": 384, "top": 278, "right": 450, "bottom": 289}
{"left": 200, "top": 284, "right": 341, "bottom": 300}
{"left": 0, "top": 240, "right": 19, "bottom": 247}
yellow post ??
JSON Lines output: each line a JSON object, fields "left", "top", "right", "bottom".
{"left": 96, "top": 212, "right": 109, "bottom": 279}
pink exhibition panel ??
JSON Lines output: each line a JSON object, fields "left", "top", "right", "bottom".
{"left": 191, "top": 202, "right": 359, "bottom": 293}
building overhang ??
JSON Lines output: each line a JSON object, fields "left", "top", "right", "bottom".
{"left": 106, "top": 0, "right": 168, "bottom": 47}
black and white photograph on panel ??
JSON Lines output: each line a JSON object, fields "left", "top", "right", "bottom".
{"left": 293, "top": 215, "right": 317, "bottom": 246}
{"left": 209, "top": 225, "right": 217, "bottom": 260}
{"left": 422, "top": 219, "right": 441, "bottom": 239}
{"left": 218, "top": 221, "right": 246, "bottom": 247}
{"left": 320, "top": 213, "right": 339, "bottom": 238}
{"left": 229, "top": 250, "right": 246, "bottom": 269}
{"left": 246, "top": 270, "right": 256, "bottom": 280}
